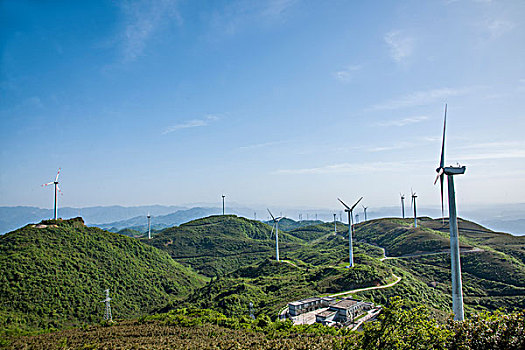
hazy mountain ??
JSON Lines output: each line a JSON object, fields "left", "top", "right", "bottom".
{"left": 0, "top": 205, "right": 185, "bottom": 233}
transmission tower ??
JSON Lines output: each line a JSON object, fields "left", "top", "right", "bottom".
{"left": 249, "top": 301, "right": 255, "bottom": 319}
{"left": 101, "top": 289, "right": 112, "bottom": 322}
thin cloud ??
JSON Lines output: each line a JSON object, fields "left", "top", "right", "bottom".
{"left": 454, "top": 140, "right": 525, "bottom": 161}
{"left": 334, "top": 64, "right": 362, "bottom": 82}
{"left": 162, "top": 115, "right": 218, "bottom": 134}
{"left": 273, "top": 161, "right": 409, "bottom": 175}
{"left": 384, "top": 30, "right": 414, "bottom": 63}
{"left": 375, "top": 116, "right": 428, "bottom": 127}
{"left": 238, "top": 140, "right": 287, "bottom": 150}
{"left": 369, "top": 87, "right": 475, "bottom": 111}
{"left": 485, "top": 19, "right": 514, "bottom": 39}
{"left": 119, "top": 0, "right": 182, "bottom": 62}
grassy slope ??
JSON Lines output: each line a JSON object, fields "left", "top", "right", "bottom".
{"left": 352, "top": 217, "right": 525, "bottom": 313}
{"left": 185, "top": 257, "right": 393, "bottom": 317}
{"left": 145, "top": 215, "right": 304, "bottom": 276}
{"left": 0, "top": 218, "right": 204, "bottom": 333}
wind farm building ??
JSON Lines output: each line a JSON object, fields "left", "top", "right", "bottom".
{"left": 288, "top": 297, "right": 335, "bottom": 317}
{"left": 316, "top": 298, "right": 373, "bottom": 325}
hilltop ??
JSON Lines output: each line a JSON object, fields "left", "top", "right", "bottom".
{"left": 0, "top": 218, "right": 205, "bottom": 334}
{"left": 145, "top": 215, "right": 304, "bottom": 276}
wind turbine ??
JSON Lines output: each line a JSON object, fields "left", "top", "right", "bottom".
{"left": 355, "top": 213, "right": 360, "bottom": 224}
{"left": 42, "top": 168, "right": 62, "bottom": 220}
{"left": 411, "top": 190, "right": 418, "bottom": 228}
{"left": 147, "top": 213, "right": 151, "bottom": 240}
{"left": 222, "top": 195, "right": 225, "bottom": 215}
{"left": 400, "top": 193, "right": 406, "bottom": 218}
{"left": 362, "top": 205, "right": 368, "bottom": 221}
{"left": 267, "top": 209, "right": 284, "bottom": 262}
{"left": 434, "top": 104, "right": 466, "bottom": 321}
{"left": 333, "top": 213, "right": 337, "bottom": 234}
{"left": 338, "top": 197, "right": 363, "bottom": 268}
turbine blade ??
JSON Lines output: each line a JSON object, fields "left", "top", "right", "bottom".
{"left": 434, "top": 168, "right": 444, "bottom": 184}
{"left": 350, "top": 197, "right": 363, "bottom": 210}
{"left": 337, "top": 198, "right": 350, "bottom": 210}
{"left": 55, "top": 168, "right": 61, "bottom": 182}
{"left": 42, "top": 182, "right": 54, "bottom": 187}
{"left": 57, "top": 185, "right": 63, "bottom": 195}
{"left": 440, "top": 105, "right": 446, "bottom": 169}
{"left": 267, "top": 208, "right": 276, "bottom": 222}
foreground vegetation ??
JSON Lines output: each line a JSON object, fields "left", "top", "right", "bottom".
{"left": 5, "top": 299, "right": 524, "bottom": 350}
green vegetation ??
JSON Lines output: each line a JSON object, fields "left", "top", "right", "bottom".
{"left": 0, "top": 218, "right": 204, "bottom": 337}
{"left": 6, "top": 300, "right": 524, "bottom": 350}
{"left": 1, "top": 214, "right": 524, "bottom": 347}
{"left": 146, "top": 215, "right": 304, "bottom": 276}
{"left": 183, "top": 258, "right": 393, "bottom": 317}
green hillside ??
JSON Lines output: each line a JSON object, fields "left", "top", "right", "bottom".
{"left": 0, "top": 218, "right": 205, "bottom": 335}
{"left": 184, "top": 257, "right": 393, "bottom": 317}
{"left": 352, "top": 217, "right": 525, "bottom": 313}
{"left": 146, "top": 215, "right": 304, "bottom": 276}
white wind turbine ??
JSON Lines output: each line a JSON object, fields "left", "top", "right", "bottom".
{"left": 267, "top": 209, "right": 284, "bottom": 262}
{"left": 42, "top": 168, "right": 62, "bottom": 220}
{"left": 411, "top": 189, "right": 418, "bottom": 228}
{"left": 338, "top": 197, "right": 363, "bottom": 268}
{"left": 434, "top": 104, "right": 466, "bottom": 321}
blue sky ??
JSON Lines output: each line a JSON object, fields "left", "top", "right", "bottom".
{"left": 1, "top": 0, "right": 524, "bottom": 212}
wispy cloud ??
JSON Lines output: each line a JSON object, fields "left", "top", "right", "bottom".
{"left": 238, "top": 140, "right": 287, "bottom": 150}
{"left": 384, "top": 30, "right": 414, "bottom": 63}
{"left": 485, "top": 19, "right": 514, "bottom": 39}
{"left": 162, "top": 115, "right": 218, "bottom": 134}
{"left": 374, "top": 116, "right": 428, "bottom": 127}
{"left": 208, "top": 0, "right": 298, "bottom": 37}
{"left": 455, "top": 140, "right": 525, "bottom": 161}
{"left": 274, "top": 161, "right": 409, "bottom": 175}
{"left": 333, "top": 64, "right": 362, "bottom": 82}
{"left": 119, "top": 0, "right": 182, "bottom": 62}
{"left": 262, "top": 0, "right": 298, "bottom": 18}
{"left": 369, "top": 87, "right": 475, "bottom": 110}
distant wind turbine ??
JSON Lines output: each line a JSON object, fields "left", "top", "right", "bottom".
{"left": 42, "top": 168, "right": 62, "bottom": 220}
{"left": 355, "top": 213, "right": 360, "bottom": 224}
{"left": 400, "top": 193, "right": 406, "bottom": 218}
{"left": 333, "top": 213, "right": 337, "bottom": 234}
{"left": 362, "top": 205, "right": 368, "bottom": 221}
{"left": 222, "top": 195, "right": 225, "bottom": 215}
{"left": 267, "top": 209, "right": 284, "bottom": 262}
{"left": 147, "top": 213, "right": 151, "bottom": 240}
{"left": 338, "top": 197, "right": 363, "bottom": 268}
{"left": 434, "top": 104, "right": 466, "bottom": 321}
{"left": 411, "top": 190, "right": 418, "bottom": 228}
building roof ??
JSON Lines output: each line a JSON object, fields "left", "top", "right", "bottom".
{"left": 316, "top": 310, "right": 336, "bottom": 318}
{"left": 289, "top": 297, "right": 321, "bottom": 306}
{"left": 331, "top": 299, "right": 359, "bottom": 310}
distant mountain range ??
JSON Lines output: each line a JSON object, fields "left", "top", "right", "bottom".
{"left": 1, "top": 203, "right": 524, "bottom": 236}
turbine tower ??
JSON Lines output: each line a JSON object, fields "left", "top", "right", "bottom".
{"left": 147, "top": 213, "right": 151, "bottom": 240}
{"left": 42, "top": 168, "right": 62, "bottom": 220}
{"left": 355, "top": 213, "right": 360, "bottom": 224}
{"left": 400, "top": 193, "right": 405, "bottom": 218}
{"left": 338, "top": 197, "right": 363, "bottom": 268}
{"left": 434, "top": 104, "right": 466, "bottom": 321}
{"left": 267, "top": 209, "right": 284, "bottom": 262}
{"left": 222, "top": 195, "right": 225, "bottom": 215}
{"left": 333, "top": 213, "right": 337, "bottom": 234}
{"left": 411, "top": 190, "right": 418, "bottom": 228}
{"left": 101, "top": 289, "right": 112, "bottom": 322}
{"left": 362, "top": 205, "right": 368, "bottom": 221}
